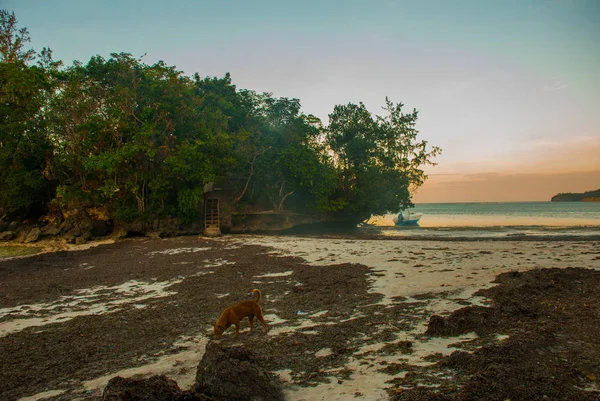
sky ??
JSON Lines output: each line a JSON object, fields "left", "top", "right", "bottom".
{"left": 5, "top": 0, "right": 600, "bottom": 202}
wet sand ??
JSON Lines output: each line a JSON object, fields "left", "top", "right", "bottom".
{"left": 1, "top": 235, "right": 599, "bottom": 400}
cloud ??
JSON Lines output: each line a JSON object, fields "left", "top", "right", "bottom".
{"left": 530, "top": 135, "right": 598, "bottom": 150}
{"left": 543, "top": 77, "right": 569, "bottom": 92}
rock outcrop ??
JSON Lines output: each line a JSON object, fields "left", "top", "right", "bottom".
{"left": 101, "top": 341, "right": 284, "bottom": 401}
{"left": 24, "top": 227, "right": 42, "bottom": 243}
{"left": 195, "top": 341, "right": 284, "bottom": 401}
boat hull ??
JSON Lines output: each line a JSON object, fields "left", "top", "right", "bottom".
{"left": 396, "top": 218, "right": 421, "bottom": 227}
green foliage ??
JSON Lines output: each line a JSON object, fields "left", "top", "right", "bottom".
{"left": 0, "top": 9, "right": 441, "bottom": 226}
{"left": 0, "top": 10, "right": 35, "bottom": 63}
{"left": 0, "top": 61, "right": 51, "bottom": 216}
{"left": 177, "top": 187, "right": 204, "bottom": 221}
{"left": 325, "top": 99, "right": 441, "bottom": 222}
{"left": 48, "top": 53, "right": 221, "bottom": 221}
{"left": 0, "top": 12, "right": 53, "bottom": 217}
{"left": 245, "top": 95, "right": 335, "bottom": 211}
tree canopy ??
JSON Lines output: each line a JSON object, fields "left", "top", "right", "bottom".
{"left": 0, "top": 9, "right": 441, "bottom": 225}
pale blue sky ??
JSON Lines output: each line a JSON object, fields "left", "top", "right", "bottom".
{"left": 5, "top": 0, "right": 600, "bottom": 201}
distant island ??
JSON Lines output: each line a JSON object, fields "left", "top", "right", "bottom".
{"left": 551, "top": 189, "right": 600, "bottom": 202}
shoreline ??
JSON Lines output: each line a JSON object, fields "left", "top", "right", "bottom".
{"left": 250, "top": 230, "right": 600, "bottom": 242}
{"left": 2, "top": 231, "right": 600, "bottom": 263}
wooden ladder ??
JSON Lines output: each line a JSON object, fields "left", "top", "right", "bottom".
{"left": 204, "top": 198, "right": 220, "bottom": 230}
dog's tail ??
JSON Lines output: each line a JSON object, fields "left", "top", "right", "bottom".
{"left": 252, "top": 289, "right": 262, "bottom": 303}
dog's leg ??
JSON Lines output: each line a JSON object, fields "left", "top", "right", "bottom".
{"left": 234, "top": 322, "right": 241, "bottom": 336}
{"left": 248, "top": 315, "right": 255, "bottom": 332}
{"left": 256, "top": 309, "right": 269, "bottom": 334}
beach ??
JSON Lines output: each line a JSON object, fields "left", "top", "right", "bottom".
{"left": 1, "top": 234, "right": 599, "bottom": 400}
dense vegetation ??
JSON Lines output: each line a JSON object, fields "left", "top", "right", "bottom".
{"left": 551, "top": 189, "right": 600, "bottom": 202}
{"left": 0, "top": 10, "right": 440, "bottom": 226}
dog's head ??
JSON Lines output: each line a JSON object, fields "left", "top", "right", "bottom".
{"left": 212, "top": 322, "right": 225, "bottom": 338}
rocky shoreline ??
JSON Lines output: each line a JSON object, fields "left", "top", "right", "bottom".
{"left": 0, "top": 211, "right": 206, "bottom": 246}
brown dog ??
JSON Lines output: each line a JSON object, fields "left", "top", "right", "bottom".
{"left": 213, "top": 289, "right": 269, "bottom": 338}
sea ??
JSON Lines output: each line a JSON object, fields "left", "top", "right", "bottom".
{"left": 367, "top": 202, "right": 600, "bottom": 239}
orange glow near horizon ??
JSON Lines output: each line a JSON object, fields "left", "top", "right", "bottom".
{"left": 413, "top": 135, "right": 600, "bottom": 203}
{"left": 413, "top": 169, "right": 600, "bottom": 203}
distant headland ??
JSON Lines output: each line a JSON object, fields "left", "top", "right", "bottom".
{"left": 551, "top": 189, "right": 600, "bottom": 202}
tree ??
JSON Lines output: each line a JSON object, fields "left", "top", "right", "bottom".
{"left": 230, "top": 93, "right": 337, "bottom": 213}
{"left": 325, "top": 99, "right": 441, "bottom": 223}
{"left": 0, "top": 9, "right": 442, "bottom": 228}
{"left": 0, "top": 10, "right": 35, "bottom": 63}
{"left": 0, "top": 62, "right": 52, "bottom": 216}
{"left": 0, "top": 10, "right": 53, "bottom": 217}
{"left": 50, "top": 54, "right": 201, "bottom": 220}
{"left": 50, "top": 55, "right": 246, "bottom": 222}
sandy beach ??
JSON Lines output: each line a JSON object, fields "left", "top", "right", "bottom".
{"left": 1, "top": 234, "right": 599, "bottom": 400}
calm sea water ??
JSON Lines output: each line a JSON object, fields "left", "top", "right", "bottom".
{"left": 369, "top": 202, "right": 600, "bottom": 239}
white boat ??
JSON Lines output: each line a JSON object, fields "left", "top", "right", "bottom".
{"left": 393, "top": 211, "right": 422, "bottom": 226}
